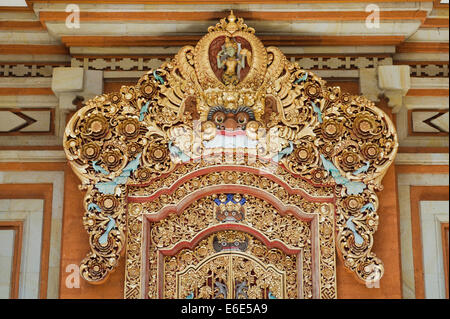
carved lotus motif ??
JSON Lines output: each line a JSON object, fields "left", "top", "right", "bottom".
{"left": 101, "top": 150, "right": 124, "bottom": 171}
{"left": 81, "top": 142, "right": 101, "bottom": 161}
{"left": 110, "top": 92, "right": 122, "bottom": 105}
{"left": 353, "top": 112, "right": 382, "bottom": 139}
{"left": 321, "top": 119, "right": 343, "bottom": 141}
{"left": 361, "top": 143, "right": 381, "bottom": 160}
{"left": 83, "top": 115, "right": 109, "bottom": 140}
{"left": 118, "top": 118, "right": 140, "bottom": 140}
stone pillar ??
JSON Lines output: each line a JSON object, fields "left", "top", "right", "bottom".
{"left": 51, "top": 67, "right": 103, "bottom": 136}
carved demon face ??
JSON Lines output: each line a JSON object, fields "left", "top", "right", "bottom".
{"left": 207, "top": 106, "right": 255, "bottom": 131}
{"left": 216, "top": 205, "right": 245, "bottom": 222}
{"left": 213, "top": 235, "right": 248, "bottom": 252}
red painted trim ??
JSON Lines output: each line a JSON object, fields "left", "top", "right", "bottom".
{"left": 132, "top": 159, "right": 334, "bottom": 189}
{"left": 129, "top": 165, "right": 334, "bottom": 203}
{"left": 140, "top": 184, "right": 322, "bottom": 224}
{"left": 216, "top": 130, "right": 247, "bottom": 136}
{"left": 159, "top": 224, "right": 302, "bottom": 256}
{"left": 141, "top": 184, "right": 322, "bottom": 299}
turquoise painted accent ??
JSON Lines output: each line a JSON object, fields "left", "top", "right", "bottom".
{"left": 113, "top": 175, "right": 128, "bottom": 185}
{"left": 353, "top": 161, "right": 370, "bottom": 175}
{"left": 96, "top": 181, "right": 117, "bottom": 195}
{"left": 153, "top": 70, "right": 164, "bottom": 84}
{"left": 312, "top": 101, "right": 323, "bottom": 123}
{"left": 272, "top": 141, "right": 294, "bottom": 163}
{"left": 95, "top": 153, "right": 142, "bottom": 194}
{"left": 119, "top": 170, "right": 131, "bottom": 178}
{"left": 168, "top": 141, "right": 191, "bottom": 163}
{"left": 186, "top": 292, "right": 194, "bottom": 299}
{"left": 139, "top": 101, "right": 150, "bottom": 122}
{"left": 87, "top": 203, "right": 102, "bottom": 212}
{"left": 268, "top": 292, "right": 277, "bottom": 299}
{"left": 122, "top": 153, "right": 142, "bottom": 174}
{"left": 345, "top": 181, "right": 366, "bottom": 195}
{"left": 92, "top": 161, "right": 109, "bottom": 175}
{"left": 333, "top": 174, "right": 348, "bottom": 185}
{"left": 361, "top": 202, "right": 375, "bottom": 212}
{"left": 320, "top": 154, "right": 366, "bottom": 195}
{"left": 346, "top": 217, "right": 364, "bottom": 245}
{"left": 294, "top": 73, "right": 308, "bottom": 84}
{"left": 320, "top": 154, "right": 337, "bottom": 172}
{"left": 98, "top": 216, "right": 116, "bottom": 246}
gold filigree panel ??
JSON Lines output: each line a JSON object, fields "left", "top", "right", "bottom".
{"left": 63, "top": 12, "right": 397, "bottom": 292}
{"left": 171, "top": 232, "right": 292, "bottom": 299}
{"left": 125, "top": 188, "right": 336, "bottom": 299}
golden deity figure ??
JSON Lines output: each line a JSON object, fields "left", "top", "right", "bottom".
{"left": 217, "top": 36, "right": 252, "bottom": 85}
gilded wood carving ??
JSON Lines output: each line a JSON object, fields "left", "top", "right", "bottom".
{"left": 63, "top": 12, "right": 398, "bottom": 298}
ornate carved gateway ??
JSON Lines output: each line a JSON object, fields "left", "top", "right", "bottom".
{"left": 63, "top": 12, "right": 398, "bottom": 299}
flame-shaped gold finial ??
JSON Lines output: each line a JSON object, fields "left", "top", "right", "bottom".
{"left": 228, "top": 10, "right": 236, "bottom": 22}
{"left": 225, "top": 10, "right": 238, "bottom": 33}
{"left": 207, "top": 11, "right": 255, "bottom": 34}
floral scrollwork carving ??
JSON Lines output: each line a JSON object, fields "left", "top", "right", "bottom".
{"left": 63, "top": 12, "right": 397, "bottom": 290}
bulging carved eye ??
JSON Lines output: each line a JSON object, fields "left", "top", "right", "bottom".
{"left": 236, "top": 112, "right": 249, "bottom": 125}
{"left": 213, "top": 112, "right": 225, "bottom": 124}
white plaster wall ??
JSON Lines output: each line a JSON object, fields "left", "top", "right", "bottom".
{"left": 420, "top": 201, "right": 449, "bottom": 299}
{"left": 398, "top": 173, "right": 450, "bottom": 299}
{"left": 0, "top": 171, "right": 64, "bottom": 298}
{"left": 0, "top": 229, "right": 14, "bottom": 299}
{"left": 0, "top": 199, "right": 43, "bottom": 299}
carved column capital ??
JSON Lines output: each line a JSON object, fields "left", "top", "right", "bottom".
{"left": 52, "top": 67, "right": 103, "bottom": 111}
{"left": 359, "top": 68, "right": 383, "bottom": 102}
{"left": 378, "top": 65, "right": 411, "bottom": 113}
{"left": 52, "top": 67, "right": 104, "bottom": 136}
{"left": 359, "top": 66, "right": 411, "bottom": 113}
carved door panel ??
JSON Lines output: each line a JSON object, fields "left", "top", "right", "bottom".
{"left": 177, "top": 254, "right": 285, "bottom": 299}
{"left": 168, "top": 231, "right": 290, "bottom": 299}
{"left": 141, "top": 191, "right": 325, "bottom": 299}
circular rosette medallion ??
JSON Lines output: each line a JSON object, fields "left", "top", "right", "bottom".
{"left": 82, "top": 114, "right": 110, "bottom": 140}
{"left": 117, "top": 118, "right": 141, "bottom": 140}
{"left": 81, "top": 142, "right": 101, "bottom": 161}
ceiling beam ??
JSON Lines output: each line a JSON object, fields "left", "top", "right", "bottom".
{"left": 61, "top": 34, "right": 406, "bottom": 47}
{"left": 39, "top": 10, "right": 428, "bottom": 23}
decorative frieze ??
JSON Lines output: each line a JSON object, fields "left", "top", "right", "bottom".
{"left": 409, "top": 63, "right": 449, "bottom": 77}
{"left": 0, "top": 64, "right": 61, "bottom": 77}
{"left": 70, "top": 57, "right": 171, "bottom": 72}
{"left": 69, "top": 55, "right": 394, "bottom": 73}
{"left": 410, "top": 109, "right": 449, "bottom": 135}
{"left": 2, "top": 58, "right": 447, "bottom": 79}
{"left": 290, "top": 56, "right": 393, "bottom": 70}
